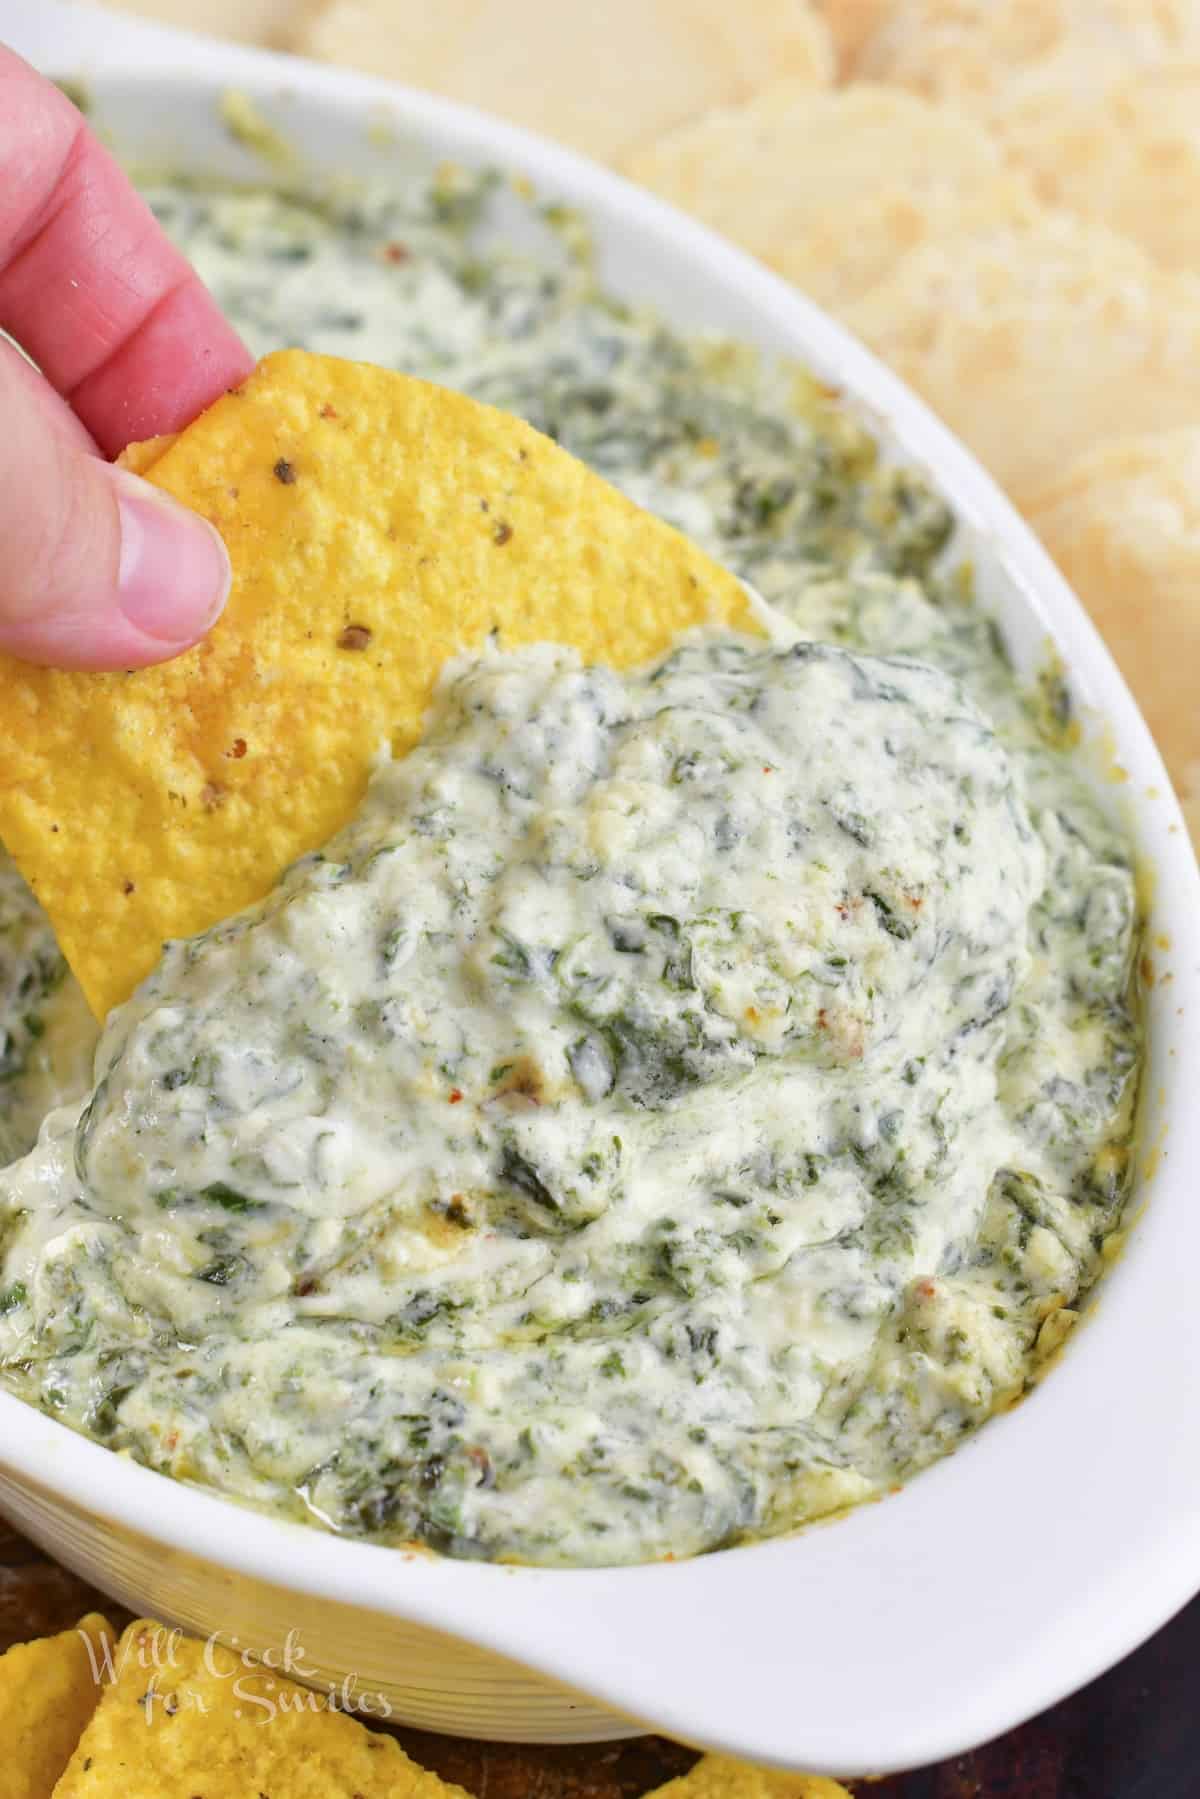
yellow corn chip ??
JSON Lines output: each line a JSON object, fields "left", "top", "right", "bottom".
{"left": 52, "top": 1618, "right": 470, "bottom": 1797}
{"left": 647, "top": 1753, "right": 851, "bottom": 1798}
{"left": 0, "top": 1613, "right": 112, "bottom": 1799}
{"left": 114, "top": 434, "right": 177, "bottom": 477}
{"left": 0, "top": 350, "right": 754, "bottom": 1020}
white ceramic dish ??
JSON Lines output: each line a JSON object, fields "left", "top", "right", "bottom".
{"left": 2, "top": 0, "right": 1199, "bottom": 1775}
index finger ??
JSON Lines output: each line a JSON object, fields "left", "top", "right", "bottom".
{"left": 0, "top": 47, "right": 254, "bottom": 457}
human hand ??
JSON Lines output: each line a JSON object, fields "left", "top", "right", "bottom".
{"left": 0, "top": 47, "right": 254, "bottom": 670}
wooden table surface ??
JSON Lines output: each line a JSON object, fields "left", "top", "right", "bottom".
{"left": 3, "top": 1517, "right": 1195, "bottom": 1797}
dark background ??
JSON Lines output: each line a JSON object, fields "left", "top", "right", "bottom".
{"left": 2, "top": 1519, "right": 1194, "bottom": 1796}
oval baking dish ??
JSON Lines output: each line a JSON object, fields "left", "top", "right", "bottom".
{"left": 1, "top": 1, "right": 1198, "bottom": 1777}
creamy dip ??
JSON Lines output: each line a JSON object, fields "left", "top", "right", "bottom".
{"left": 0, "top": 171, "right": 1141, "bottom": 1566}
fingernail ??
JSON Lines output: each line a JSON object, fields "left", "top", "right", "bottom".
{"left": 113, "top": 467, "right": 231, "bottom": 646}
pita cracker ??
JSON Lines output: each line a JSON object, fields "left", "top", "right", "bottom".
{"left": 626, "top": 83, "right": 1039, "bottom": 313}
{"left": 1025, "top": 428, "right": 1200, "bottom": 822}
{"left": 853, "top": 0, "right": 1199, "bottom": 104}
{"left": 816, "top": 0, "right": 891, "bottom": 75}
{"left": 843, "top": 212, "right": 1200, "bottom": 503}
{"left": 292, "top": 0, "right": 832, "bottom": 163}
{"left": 995, "top": 54, "right": 1200, "bottom": 274}
{"left": 97, "top": 0, "right": 295, "bottom": 46}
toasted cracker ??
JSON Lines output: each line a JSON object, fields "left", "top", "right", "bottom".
{"left": 52, "top": 1618, "right": 469, "bottom": 1797}
{"left": 1025, "top": 428, "right": 1200, "bottom": 824}
{"left": 647, "top": 1754, "right": 851, "bottom": 1798}
{"left": 994, "top": 53, "right": 1200, "bottom": 274}
{"left": 843, "top": 212, "right": 1200, "bottom": 503}
{"left": 293, "top": 0, "right": 832, "bottom": 162}
{"left": 817, "top": 0, "right": 891, "bottom": 75}
{"left": 91, "top": 0, "right": 294, "bottom": 46}
{"left": 0, "top": 1614, "right": 112, "bottom": 1799}
{"left": 0, "top": 350, "right": 755, "bottom": 1019}
{"left": 853, "top": 0, "right": 1198, "bottom": 104}
{"left": 625, "top": 82, "right": 1038, "bottom": 312}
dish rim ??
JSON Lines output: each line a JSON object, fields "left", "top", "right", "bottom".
{"left": 1, "top": 0, "right": 1199, "bottom": 1775}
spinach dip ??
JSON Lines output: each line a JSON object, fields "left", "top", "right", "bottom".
{"left": 0, "top": 169, "right": 1141, "bottom": 1567}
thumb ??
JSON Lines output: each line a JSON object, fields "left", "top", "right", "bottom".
{"left": 0, "top": 361, "right": 230, "bottom": 671}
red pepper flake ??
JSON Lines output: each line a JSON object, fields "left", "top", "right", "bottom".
{"left": 319, "top": 403, "right": 339, "bottom": 419}
{"left": 338, "top": 623, "right": 373, "bottom": 652}
{"left": 448, "top": 1088, "right": 464, "bottom": 1104}
{"left": 273, "top": 457, "right": 297, "bottom": 484}
{"left": 381, "top": 241, "right": 410, "bottom": 264}
{"left": 226, "top": 738, "right": 248, "bottom": 760}
{"left": 762, "top": 765, "right": 774, "bottom": 774}
{"left": 465, "top": 1444, "right": 493, "bottom": 1485}
{"left": 493, "top": 520, "right": 513, "bottom": 546}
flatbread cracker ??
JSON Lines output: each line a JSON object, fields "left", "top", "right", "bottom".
{"left": 91, "top": 0, "right": 295, "bottom": 45}
{"left": 816, "top": 0, "right": 890, "bottom": 75}
{"left": 647, "top": 1754, "right": 851, "bottom": 1798}
{"left": 843, "top": 212, "right": 1200, "bottom": 503}
{"left": 994, "top": 54, "right": 1200, "bottom": 274}
{"left": 53, "top": 1618, "right": 470, "bottom": 1797}
{"left": 0, "top": 1613, "right": 112, "bottom": 1799}
{"left": 292, "top": 0, "right": 832, "bottom": 162}
{"left": 0, "top": 350, "right": 755, "bottom": 1020}
{"left": 1025, "top": 428, "right": 1200, "bottom": 827}
{"left": 852, "top": 0, "right": 1199, "bottom": 102}
{"left": 625, "top": 83, "right": 1039, "bottom": 313}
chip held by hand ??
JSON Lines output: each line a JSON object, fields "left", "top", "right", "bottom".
{"left": 0, "top": 350, "right": 755, "bottom": 1020}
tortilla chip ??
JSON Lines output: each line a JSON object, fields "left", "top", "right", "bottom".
{"left": 852, "top": 0, "right": 1198, "bottom": 105}
{"left": 993, "top": 53, "right": 1200, "bottom": 274}
{"left": 843, "top": 212, "right": 1200, "bottom": 504}
{"left": 1024, "top": 428, "right": 1200, "bottom": 828}
{"left": 52, "top": 1618, "right": 469, "bottom": 1797}
{"left": 0, "top": 1613, "right": 112, "bottom": 1799}
{"left": 292, "top": 0, "right": 832, "bottom": 163}
{"left": 115, "top": 434, "right": 177, "bottom": 477}
{"left": 647, "top": 1754, "right": 851, "bottom": 1798}
{"left": 625, "top": 83, "right": 1039, "bottom": 313}
{"left": 0, "top": 350, "right": 755, "bottom": 1020}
